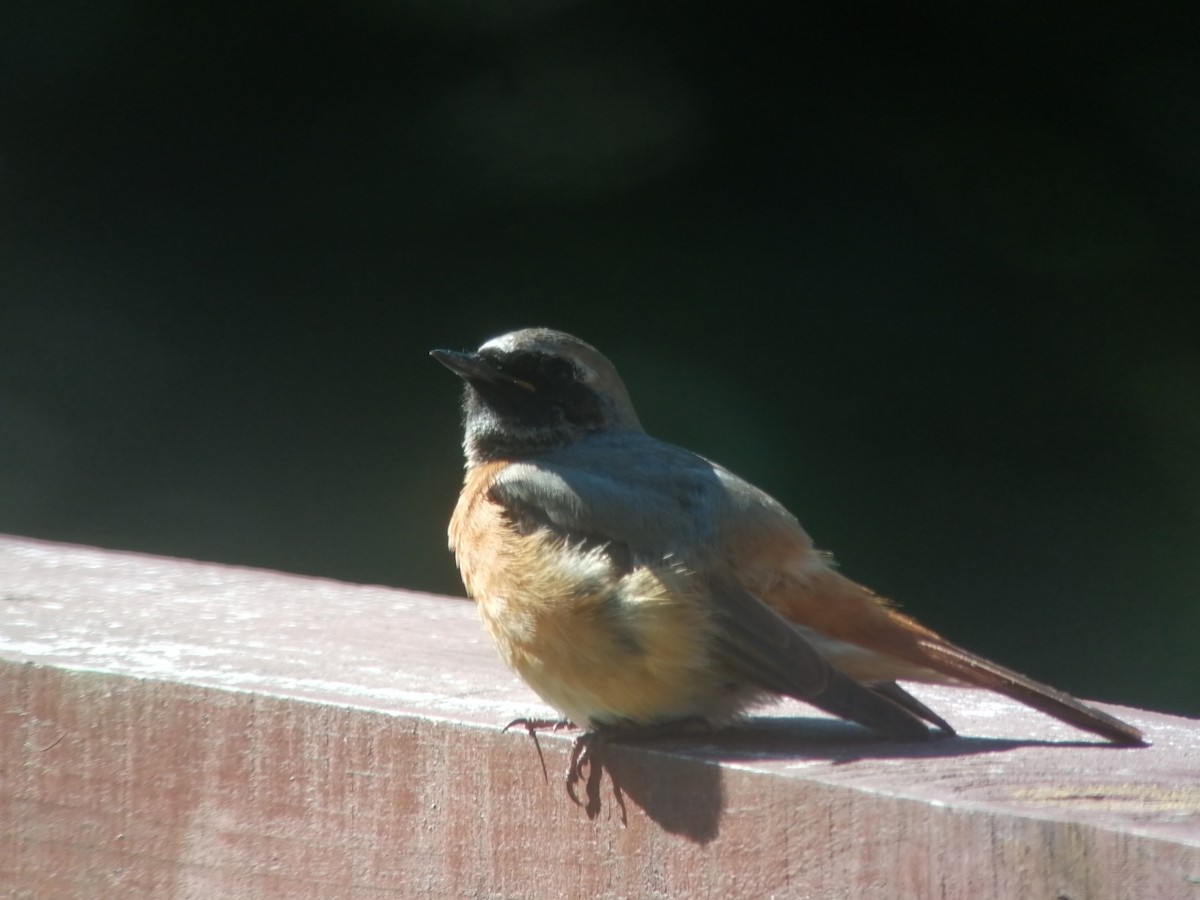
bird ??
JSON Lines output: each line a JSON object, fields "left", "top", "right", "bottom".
{"left": 431, "top": 327, "right": 1145, "bottom": 780}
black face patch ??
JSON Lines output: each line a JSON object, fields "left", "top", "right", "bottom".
{"left": 471, "top": 349, "right": 607, "bottom": 433}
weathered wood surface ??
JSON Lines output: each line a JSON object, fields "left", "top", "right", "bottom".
{"left": 1, "top": 534, "right": 1197, "bottom": 899}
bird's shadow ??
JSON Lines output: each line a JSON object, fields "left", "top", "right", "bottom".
{"left": 537, "top": 717, "right": 1106, "bottom": 845}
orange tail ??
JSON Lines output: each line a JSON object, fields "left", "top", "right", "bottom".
{"left": 910, "top": 637, "right": 1145, "bottom": 745}
{"left": 776, "top": 569, "right": 1146, "bottom": 745}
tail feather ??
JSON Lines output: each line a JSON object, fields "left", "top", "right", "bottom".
{"left": 809, "top": 666, "right": 935, "bottom": 743}
{"left": 915, "top": 639, "right": 1146, "bottom": 746}
{"left": 801, "top": 571, "right": 1146, "bottom": 745}
{"left": 870, "top": 680, "right": 956, "bottom": 735}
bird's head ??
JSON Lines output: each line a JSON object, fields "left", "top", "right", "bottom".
{"left": 432, "top": 328, "right": 642, "bottom": 464}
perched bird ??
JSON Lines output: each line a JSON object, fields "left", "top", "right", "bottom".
{"left": 432, "top": 328, "right": 1145, "bottom": 770}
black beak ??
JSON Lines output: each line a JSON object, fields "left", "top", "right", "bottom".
{"left": 431, "top": 349, "right": 496, "bottom": 381}
{"left": 430, "top": 349, "right": 535, "bottom": 391}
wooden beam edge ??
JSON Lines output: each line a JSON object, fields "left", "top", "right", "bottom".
{"left": 2, "top": 535, "right": 1198, "bottom": 898}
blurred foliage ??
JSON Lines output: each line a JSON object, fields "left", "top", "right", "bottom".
{"left": 2, "top": 1, "right": 1197, "bottom": 715}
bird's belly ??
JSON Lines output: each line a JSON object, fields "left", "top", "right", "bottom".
{"left": 466, "top": 534, "right": 742, "bottom": 728}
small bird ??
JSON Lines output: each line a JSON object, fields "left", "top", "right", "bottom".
{"left": 432, "top": 328, "right": 1145, "bottom": 769}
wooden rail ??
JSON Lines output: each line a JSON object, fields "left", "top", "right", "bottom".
{"left": 1, "top": 535, "right": 1197, "bottom": 898}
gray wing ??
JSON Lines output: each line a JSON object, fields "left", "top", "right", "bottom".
{"left": 705, "top": 570, "right": 933, "bottom": 740}
{"left": 489, "top": 432, "right": 729, "bottom": 556}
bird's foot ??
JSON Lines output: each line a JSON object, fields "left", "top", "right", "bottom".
{"left": 565, "top": 731, "right": 610, "bottom": 819}
{"left": 564, "top": 718, "right": 711, "bottom": 818}
{"left": 503, "top": 717, "right": 576, "bottom": 735}
{"left": 503, "top": 717, "right": 578, "bottom": 783}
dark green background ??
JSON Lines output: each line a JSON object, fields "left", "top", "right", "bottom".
{"left": 3, "top": 2, "right": 1197, "bottom": 715}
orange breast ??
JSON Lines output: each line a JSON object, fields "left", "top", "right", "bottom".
{"left": 448, "top": 463, "right": 745, "bottom": 726}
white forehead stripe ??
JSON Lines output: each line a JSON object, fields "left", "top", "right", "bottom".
{"left": 478, "top": 332, "right": 600, "bottom": 384}
{"left": 479, "top": 333, "right": 521, "bottom": 352}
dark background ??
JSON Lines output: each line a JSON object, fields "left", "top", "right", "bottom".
{"left": 3, "top": 2, "right": 1197, "bottom": 715}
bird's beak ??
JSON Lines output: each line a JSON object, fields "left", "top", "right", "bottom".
{"left": 430, "top": 349, "right": 535, "bottom": 392}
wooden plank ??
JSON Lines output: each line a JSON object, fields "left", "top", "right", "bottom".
{"left": 1, "top": 534, "right": 1197, "bottom": 898}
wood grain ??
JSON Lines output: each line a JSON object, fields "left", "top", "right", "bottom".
{"left": 1, "top": 535, "right": 1197, "bottom": 898}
